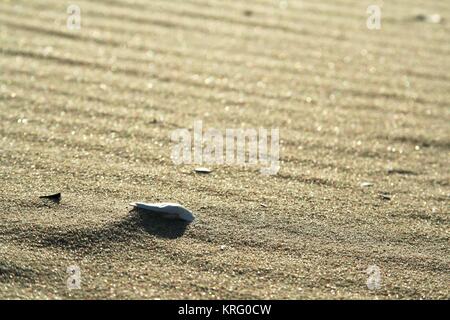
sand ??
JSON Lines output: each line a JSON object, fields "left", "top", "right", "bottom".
{"left": 0, "top": 0, "right": 449, "bottom": 299}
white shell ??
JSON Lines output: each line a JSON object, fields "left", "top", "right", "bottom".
{"left": 360, "top": 182, "right": 374, "bottom": 188}
{"left": 130, "top": 202, "right": 195, "bottom": 222}
{"left": 194, "top": 167, "right": 212, "bottom": 173}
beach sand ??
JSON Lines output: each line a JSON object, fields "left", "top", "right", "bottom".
{"left": 0, "top": 0, "right": 449, "bottom": 299}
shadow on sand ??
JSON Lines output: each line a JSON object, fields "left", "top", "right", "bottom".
{"left": 2, "top": 208, "right": 191, "bottom": 253}
{"left": 132, "top": 208, "right": 190, "bottom": 239}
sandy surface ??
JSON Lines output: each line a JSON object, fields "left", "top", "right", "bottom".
{"left": 0, "top": 0, "right": 449, "bottom": 299}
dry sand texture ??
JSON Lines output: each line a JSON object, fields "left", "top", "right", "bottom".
{"left": 0, "top": 0, "right": 449, "bottom": 299}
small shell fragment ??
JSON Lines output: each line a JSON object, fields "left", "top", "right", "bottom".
{"left": 415, "top": 14, "right": 442, "bottom": 24}
{"left": 360, "top": 182, "right": 374, "bottom": 188}
{"left": 39, "top": 192, "right": 61, "bottom": 203}
{"left": 130, "top": 202, "right": 195, "bottom": 222}
{"left": 194, "top": 167, "right": 212, "bottom": 174}
{"left": 387, "top": 168, "right": 416, "bottom": 175}
{"left": 378, "top": 193, "right": 392, "bottom": 201}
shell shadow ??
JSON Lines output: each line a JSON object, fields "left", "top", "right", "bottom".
{"left": 2, "top": 208, "right": 191, "bottom": 253}
{"left": 132, "top": 208, "right": 190, "bottom": 239}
